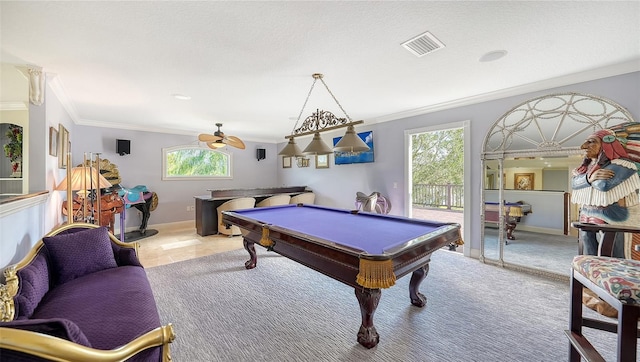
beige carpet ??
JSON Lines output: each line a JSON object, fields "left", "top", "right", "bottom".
{"left": 145, "top": 247, "right": 619, "bottom": 362}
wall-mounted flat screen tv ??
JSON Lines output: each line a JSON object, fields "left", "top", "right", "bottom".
{"left": 333, "top": 130, "right": 374, "bottom": 165}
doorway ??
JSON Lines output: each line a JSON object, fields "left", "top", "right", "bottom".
{"left": 405, "top": 121, "right": 471, "bottom": 257}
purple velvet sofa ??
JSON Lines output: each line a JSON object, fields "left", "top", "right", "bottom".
{"left": 0, "top": 223, "right": 175, "bottom": 361}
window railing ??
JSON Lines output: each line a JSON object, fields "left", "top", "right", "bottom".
{"left": 412, "top": 184, "right": 463, "bottom": 210}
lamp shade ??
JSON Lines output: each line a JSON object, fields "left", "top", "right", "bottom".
{"left": 333, "top": 125, "right": 370, "bottom": 152}
{"left": 278, "top": 138, "right": 304, "bottom": 157}
{"left": 55, "top": 166, "right": 113, "bottom": 191}
{"left": 302, "top": 133, "right": 333, "bottom": 155}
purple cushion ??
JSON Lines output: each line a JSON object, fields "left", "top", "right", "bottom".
{"left": 13, "top": 250, "right": 50, "bottom": 319}
{"left": 42, "top": 227, "right": 117, "bottom": 285}
{"left": 112, "top": 243, "right": 143, "bottom": 267}
{"left": 33, "top": 266, "right": 161, "bottom": 361}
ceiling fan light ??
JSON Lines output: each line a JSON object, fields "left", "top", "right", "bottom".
{"left": 208, "top": 141, "right": 226, "bottom": 149}
{"left": 302, "top": 133, "right": 333, "bottom": 155}
{"left": 278, "top": 138, "right": 304, "bottom": 157}
{"left": 333, "top": 125, "right": 370, "bottom": 152}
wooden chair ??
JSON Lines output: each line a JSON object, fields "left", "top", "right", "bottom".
{"left": 256, "top": 194, "right": 291, "bottom": 207}
{"left": 216, "top": 197, "right": 256, "bottom": 236}
{"left": 566, "top": 223, "right": 640, "bottom": 362}
{"left": 289, "top": 192, "right": 315, "bottom": 205}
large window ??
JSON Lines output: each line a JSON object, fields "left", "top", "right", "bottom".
{"left": 162, "top": 145, "right": 232, "bottom": 180}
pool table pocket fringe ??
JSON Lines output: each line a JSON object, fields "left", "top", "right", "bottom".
{"left": 260, "top": 227, "right": 275, "bottom": 248}
{"left": 357, "top": 259, "right": 396, "bottom": 288}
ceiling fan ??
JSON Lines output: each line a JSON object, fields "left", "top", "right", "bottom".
{"left": 198, "top": 123, "right": 246, "bottom": 150}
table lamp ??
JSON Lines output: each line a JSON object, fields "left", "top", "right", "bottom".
{"left": 55, "top": 165, "right": 112, "bottom": 224}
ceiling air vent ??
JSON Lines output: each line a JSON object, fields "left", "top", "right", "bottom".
{"left": 401, "top": 31, "right": 445, "bottom": 57}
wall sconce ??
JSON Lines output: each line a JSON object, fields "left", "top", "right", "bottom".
{"left": 296, "top": 157, "right": 310, "bottom": 168}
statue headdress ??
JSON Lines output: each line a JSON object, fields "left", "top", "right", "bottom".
{"left": 591, "top": 128, "right": 628, "bottom": 161}
{"left": 609, "top": 122, "right": 640, "bottom": 175}
{"left": 575, "top": 123, "right": 638, "bottom": 176}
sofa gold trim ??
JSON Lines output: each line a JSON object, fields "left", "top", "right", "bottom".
{"left": 0, "top": 265, "right": 17, "bottom": 321}
{"left": 0, "top": 324, "right": 175, "bottom": 362}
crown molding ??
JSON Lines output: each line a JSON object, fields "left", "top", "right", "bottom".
{"left": 371, "top": 60, "right": 640, "bottom": 123}
{"left": 47, "top": 73, "right": 80, "bottom": 123}
{"left": 0, "top": 102, "right": 28, "bottom": 111}
{"left": 74, "top": 118, "right": 199, "bottom": 136}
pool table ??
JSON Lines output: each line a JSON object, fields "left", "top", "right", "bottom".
{"left": 221, "top": 204, "right": 462, "bottom": 348}
{"left": 484, "top": 202, "right": 532, "bottom": 242}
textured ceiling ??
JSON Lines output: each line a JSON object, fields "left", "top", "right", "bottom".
{"left": 1, "top": 1, "right": 639, "bottom": 143}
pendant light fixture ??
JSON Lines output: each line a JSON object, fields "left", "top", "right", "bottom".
{"left": 279, "top": 73, "right": 369, "bottom": 157}
{"left": 333, "top": 125, "right": 370, "bottom": 152}
{"left": 278, "top": 138, "right": 304, "bottom": 157}
{"left": 303, "top": 132, "right": 334, "bottom": 155}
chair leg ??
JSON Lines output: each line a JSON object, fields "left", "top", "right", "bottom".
{"left": 569, "top": 271, "right": 584, "bottom": 362}
{"left": 617, "top": 304, "right": 639, "bottom": 362}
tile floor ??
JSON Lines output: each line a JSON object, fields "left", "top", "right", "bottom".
{"left": 136, "top": 222, "right": 244, "bottom": 268}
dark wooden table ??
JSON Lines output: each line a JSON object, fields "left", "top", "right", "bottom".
{"left": 194, "top": 186, "right": 309, "bottom": 236}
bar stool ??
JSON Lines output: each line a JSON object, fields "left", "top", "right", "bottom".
{"left": 566, "top": 255, "right": 640, "bottom": 362}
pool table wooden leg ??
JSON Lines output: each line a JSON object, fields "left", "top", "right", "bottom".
{"left": 409, "top": 264, "right": 429, "bottom": 307}
{"left": 506, "top": 220, "right": 516, "bottom": 240}
{"left": 243, "top": 238, "right": 257, "bottom": 269}
{"left": 355, "top": 287, "right": 381, "bottom": 349}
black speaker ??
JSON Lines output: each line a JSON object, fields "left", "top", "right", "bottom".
{"left": 256, "top": 148, "right": 266, "bottom": 161}
{"left": 117, "top": 139, "right": 130, "bottom": 156}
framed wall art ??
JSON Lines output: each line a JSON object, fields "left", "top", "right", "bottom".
{"left": 282, "top": 156, "right": 291, "bottom": 168}
{"left": 333, "top": 130, "right": 374, "bottom": 165}
{"left": 49, "top": 127, "right": 58, "bottom": 156}
{"left": 315, "top": 154, "right": 329, "bottom": 169}
{"left": 296, "top": 157, "right": 309, "bottom": 168}
{"left": 514, "top": 173, "right": 534, "bottom": 190}
{"left": 58, "top": 124, "right": 69, "bottom": 169}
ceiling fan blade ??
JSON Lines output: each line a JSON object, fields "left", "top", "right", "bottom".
{"left": 198, "top": 134, "right": 223, "bottom": 142}
{"left": 225, "top": 136, "right": 246, "bottom": 149}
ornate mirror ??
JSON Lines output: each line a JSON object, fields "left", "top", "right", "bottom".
{"left": 480, "top": 92, "right": 636, "bottom": 278}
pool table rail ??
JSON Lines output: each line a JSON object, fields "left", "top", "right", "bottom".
{"left": 223, "top": 209, "right": 461, "bottom": 288}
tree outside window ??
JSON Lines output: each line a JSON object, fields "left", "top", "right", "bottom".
{"left": 162, "top": 145, "right": 231, "bottom": 180}
{"left": 412, "top": 128, "right": 463, "bottom": 185}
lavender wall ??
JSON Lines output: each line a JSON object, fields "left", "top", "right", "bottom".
{"left": 70, "top": 127, "right": 280, "bottom": 229}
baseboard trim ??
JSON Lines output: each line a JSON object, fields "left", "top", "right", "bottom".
{"left": 117, "top": 220, "right": 195, "bottom": 234}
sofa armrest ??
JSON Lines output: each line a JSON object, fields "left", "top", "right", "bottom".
{"left": 0, "top": 323, "right": 175, "bottom": 362}
{"left": 1, "top": 318, "right": 91, "bottom": 346}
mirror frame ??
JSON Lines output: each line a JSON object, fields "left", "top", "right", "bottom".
{"left": 480, "top": 92, "right": 636, "bottom": 278}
